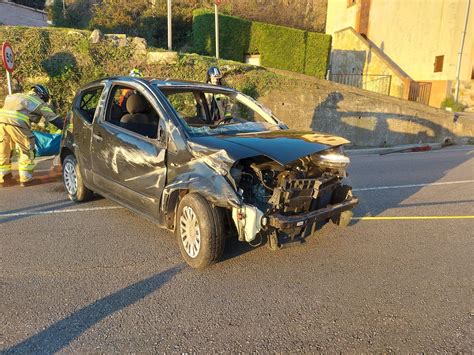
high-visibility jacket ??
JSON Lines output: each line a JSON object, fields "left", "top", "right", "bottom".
{"left": 0, "top": 92, "right": 59, "bottom": 129}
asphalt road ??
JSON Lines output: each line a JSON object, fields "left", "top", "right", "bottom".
{"left": 1, "top": 146, "right": 473, "bottom": 352}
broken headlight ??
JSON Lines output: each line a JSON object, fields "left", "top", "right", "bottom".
{"left": 317, "top": 153, "right": 350, "bottom": 169}
{"left": 312, "top": 146, "right": 351, "bottom": 176}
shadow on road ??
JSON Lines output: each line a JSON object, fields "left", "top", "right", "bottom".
{"left": 5, "top": 265, "right": 184, "bottom": 354}
{"left": 221, "top": 235, "right": 260, "bottom": 263}
{"left": 0, "top": 200, "right": 76, "bottom": 224}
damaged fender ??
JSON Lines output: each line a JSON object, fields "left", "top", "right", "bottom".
{"left": 232, "top": 204, "right": 264, "bottom": 242}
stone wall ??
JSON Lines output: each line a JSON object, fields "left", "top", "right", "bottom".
{"left": 260, "top": 70, "right": 474, "bottom": 147}
{"left": 0, "top": 1, "right": 48, "bottom": 27}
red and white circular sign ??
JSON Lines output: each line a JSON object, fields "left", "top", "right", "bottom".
{"left": 215, "top": 0, "right": 222, "bottom": 4}
{"left": 2, "top": 42, "right": 15, "bottom": 73}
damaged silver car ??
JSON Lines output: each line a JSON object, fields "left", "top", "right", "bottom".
{"left": 60, "top": 77, "right": 358, "bottom": 268}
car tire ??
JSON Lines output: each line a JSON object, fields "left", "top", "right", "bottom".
{"left": 176, "top": 193, "right": 225, "bottom": 269}
{"left": 62, "top": 155, "right": 93, "bottom": 203}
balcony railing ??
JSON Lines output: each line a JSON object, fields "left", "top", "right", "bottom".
{"left": 329, "top": 73, "right": 392, "bottom": 96}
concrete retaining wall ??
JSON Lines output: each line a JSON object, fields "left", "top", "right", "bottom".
{"left": 260, "top": 71, "right": 474, "bottom": 147}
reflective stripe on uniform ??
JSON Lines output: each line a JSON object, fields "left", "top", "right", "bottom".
{"left": 18, "top": 170, "right": 33, "bottom": 182}
{"left": 22, "top": 93, "right": 42, "bottom": 106}
{"left": 18, "top": 159, "right": 35, "bottom": 183}
{"left": 0, "top": 164, "right": 12, "bottom": 172}
{"left": 0, "top": 109, "right": 30, "bottom": 126}
{"left": 18, "top": 163, "right": 36, "bottom": 171}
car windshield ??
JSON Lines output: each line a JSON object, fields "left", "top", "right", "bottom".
{"left": 158, "top": 87, "right": 282, "bottom": 137}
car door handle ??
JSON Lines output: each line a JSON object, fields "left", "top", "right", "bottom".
{"left": 92, "top": 133, "right": 103, "bottom": 141}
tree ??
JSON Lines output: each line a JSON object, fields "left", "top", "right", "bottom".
{"left": 50, "top": 0, "right": 95, "bottom": 28}
{"left": 89, "top": 0, "right": 151, "bottom": 35}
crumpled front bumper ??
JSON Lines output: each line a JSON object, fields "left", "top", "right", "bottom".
{"left": 267, "top": 196, "right": 359, "bottom": 230}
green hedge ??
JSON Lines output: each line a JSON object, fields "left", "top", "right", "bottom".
{"left": 193, "top": 10, "right": 331, "bottom": 78}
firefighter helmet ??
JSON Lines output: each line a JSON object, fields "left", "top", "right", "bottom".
{"left": 129, "top": 68, "right": 143, "bottom": 77}
{"left": 206, "top": 66, "right": 223, "bottom": 85}
{"left": 31, "top": 84, "right": 51, "bottom": 102}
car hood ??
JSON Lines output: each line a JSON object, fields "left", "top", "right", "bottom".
{"left": 188, "top": 130, "right": 350, "bottom": 165}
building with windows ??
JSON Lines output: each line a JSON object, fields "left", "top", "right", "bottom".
{"left": 325, "top": 0, "right": 473, "bottom": 109}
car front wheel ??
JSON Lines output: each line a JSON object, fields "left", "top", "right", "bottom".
{"left": 62, "top": 155, "right": 93, "bottom": 202}
{"left": 176, "top": 193, "right": 225, "bottom": 269}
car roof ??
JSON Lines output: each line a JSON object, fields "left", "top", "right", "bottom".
{"left": 81, "top": 76, "right": 237, "bottom": 93}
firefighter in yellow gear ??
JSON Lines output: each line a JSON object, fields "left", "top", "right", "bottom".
{"left": 0, "top": 84, "right": 63, "bottom": 187}
{"left": 205, "top": 66, "right": 231, "bottom": 122}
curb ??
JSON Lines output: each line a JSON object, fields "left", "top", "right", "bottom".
{"left": 346, "top": 143, "right": 444, "bottom": 156}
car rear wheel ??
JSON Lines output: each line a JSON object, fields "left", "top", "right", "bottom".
{"left": 176, "top": 193, "right": 225, "bottom": 269}
{"left": 62, "top": 155, "right": 93, "bottom": 202}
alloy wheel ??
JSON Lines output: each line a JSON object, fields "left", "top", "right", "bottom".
{"left": 179, "top": 205, "right": 201, "bottom": 258}
{"left": 63, "top": 160, "right": 78, "bottom": 195}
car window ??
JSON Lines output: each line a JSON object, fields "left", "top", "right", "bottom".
{"left": 160, "top": 88, "right": 279, "bottom": 137}
{"left": 104, "top": 85, "right": 160, "bottom": 139}
{"left": 207, "top": 93, "right": 266, "bottom": 123}
{"left": 76, "top": 86, "right": 104, "bottom": 123}
{"left": 166, "top": 91, "right": 209, "bottom": 125}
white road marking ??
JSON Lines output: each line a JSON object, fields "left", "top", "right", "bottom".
{"left": 2, "top": 179, "right": 473, "bottom": 219}
{"left": 353, "top": 179, "right": 474, "bottom": 192}
{"left": 2, "top": 205, "right": 473, "bottom": 223}
{"left": 0, "top": 206, "right": 123, "bottom": 218}
{"left": 353, "top": 215, "right": 474, "bottom": 220}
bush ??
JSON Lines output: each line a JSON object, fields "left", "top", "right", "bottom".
{"left": 89, "top": 0, "right": 194, "bottom": 49}
{"left": 49, "top": 0, "right": 93, "bottom": 29}
{"left": 441, "top": 96, "right": 466, "bottom": 112}
{"left": 193, "top": 10, "right": 331, "bottom": 78}
{"left": 192, "top": 9, "right": 252, "bottom": 62}
{"left": 0, "top": 27, "right": 290, "bottom": 115}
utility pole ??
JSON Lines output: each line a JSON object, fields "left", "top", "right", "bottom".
{"left": 454, "top": 0, "right": 471, "bottom": 103}
{"left": 215, "top": 2, "right": 220, "bottom": 59}
{"left": 167, "top": 0, "right": 172, "bottom": 51}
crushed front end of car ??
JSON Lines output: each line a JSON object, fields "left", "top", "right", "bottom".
{"left": 186, "top": 131, "right": 358, "bottom": 250}
{"left": 231, "top": 148, "right": 357, "bottom": 249}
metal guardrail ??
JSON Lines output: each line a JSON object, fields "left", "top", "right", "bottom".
{"left": 329, "top": 73, "right": 392, "bottom": 96}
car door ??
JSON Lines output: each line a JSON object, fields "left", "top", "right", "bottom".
{"left": 91, "top": 81, "right": 167, "bottom": 219}
{"left": 71, "top": 84, "right": 106, "bottom": 182}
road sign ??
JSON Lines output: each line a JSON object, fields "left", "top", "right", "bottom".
{"left": 2, "top": 42, "right": 14, "bottom": 73}
{"left": 2, "top": 42, "right": 14, "bottom": 95}
{"left": 215, "top": 0, "right": 222, "bottom": 5}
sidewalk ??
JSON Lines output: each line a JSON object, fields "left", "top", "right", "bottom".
{"left": 346, "top": 143, "right": 473, "bottom": 156}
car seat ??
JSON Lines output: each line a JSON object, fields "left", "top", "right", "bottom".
{"left": 120, "top": 94, "right": 157, "bottom": 138}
